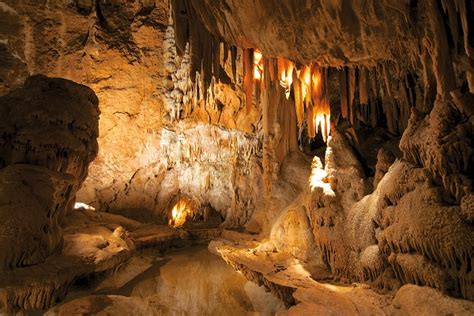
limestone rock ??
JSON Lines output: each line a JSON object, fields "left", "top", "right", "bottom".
{"left": 0, "top": 208, "right": 185, "bottom": 312}
{"left": 392, "top": 285, "right": 474, "bottom": 316}
{"left": 0, "top": 75, "right": 100, "bottom": 201}
{"left": 373, "top": 148, "right": 395, "bottom": 188}
{"left": 0, "top": 165, "right": 74, "bottom": 269}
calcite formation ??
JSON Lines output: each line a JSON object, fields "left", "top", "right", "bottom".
{"left": 0, "top": 0, "right": 267, "bottom": 227}
{"left": 0, "top": 75, "right": 99, "bottom": 270}
{"left": 0, "top": 75, "right": 100, "bottom": 198}
{"left": 0, "top": 0, "right": 473, "bottom": 314}
{"left": 0, "top": 165, "right": 74, "bottom": 269}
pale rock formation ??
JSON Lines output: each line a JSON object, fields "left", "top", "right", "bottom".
{"left": 0, "top": 208, "right": 185, "bottom": 312}
{"left": 0, "top": 0, "right": 265, "bottom": 227}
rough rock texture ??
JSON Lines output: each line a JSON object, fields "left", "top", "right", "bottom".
{"left": 174, "top": 0, "right": 473, "bottom": 78}
{"left": 308, "top": 130, "right": 474, "bottom": 299}
{"left": 0, "top": 165, "right": 74, "bottom": 269}
{"left": 1, "top": 0, "right": 473, "bottom": 311}
{"left": 392, "top": 284, "right": 474, "bottom": 316}
{"left": 400, "top": 97, "right": 473, "bottom": 203}
{"left": 0, "top": 75, "right": 99, "bottom": 271}
{"left": 0, "top": 75, "right": 99, "bottom": 198}
{"left": 0, "top": 0, "right": 266, "bottom": 228}
{"left": 0, "top": 208, "right": 185, "bottom": 313}
{"left": 217, "top": 240, "right": 474, "bottom": 316}
{"left": 173, "top": 0, "right": 474, "bottom": 302}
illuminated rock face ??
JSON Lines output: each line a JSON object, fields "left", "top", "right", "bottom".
{"left": 0, "top": 0, "right": 472, "bottom": 310}
{"left": 0, "top": 0, "right": 265, "bottom": 227}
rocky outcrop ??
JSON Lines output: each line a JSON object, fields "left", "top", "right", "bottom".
{"left": 0, "top": 0, "right": 266, "bottom": 227}
{"left": 0, "top": 165, "right": 74, "bottom": 269}
{"left": 0, "top": 75, "right": 100, "bottom": 198}
{"left": 0, "top": 75, "right": 99, "bottom": 270}
{"left": 400, "top": 97, "right": 473, "bottom": 203}
{"left": 0, "top": 209, "right": 185, "bottom": 313}
{"left": 217, "top": 240, "right": 474, "bottom": 315}
{"left": 309, "top": 134, "right": 474, "bottom": 299}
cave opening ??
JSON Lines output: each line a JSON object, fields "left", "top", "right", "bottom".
{"left": 0, "top": 0, "right": 473, "bottom": 315}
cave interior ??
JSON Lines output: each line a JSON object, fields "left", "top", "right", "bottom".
{"left": 0, "top": 0, "right": 473, "bottom": 315}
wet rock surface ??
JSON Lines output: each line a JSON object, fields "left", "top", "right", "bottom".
{"left": 0, "top": 208, "right": 185, "bottom": 313}
{"left": 45, "top": 246, "right": 285, "bottom": 315}
{"left": 0, "top": 0, "right": 473, "bottom": 314}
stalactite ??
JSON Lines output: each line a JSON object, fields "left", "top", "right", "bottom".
{"left": 367, "top": 69, "right": 378, "bottom": 128}
{"left": 171, "top": 0, "right": 188, "bottom": 56}
{"left": 212, "top": 36, "right": 220, "bottom": 80}
{"left": 230, "top": 46, "right": 238, "bottom": 82}
{"left": 307, "top": 103, "right": 315, "bottom": 138}
{"left": 348, "top": 67, "right": 356, "bottom": 125}
{"left": 277, "top": 58, "right": 294, "bottom": 99}
{"left": 201, "top": 31, "right": 213, "bottom": 102}
{"left": 339, "top": 68, "right": 348, "bottom": 119}
{"left": 455, "top": 0, "right": 472, "bottom": 58}
{"left": 243, "top": 48, "right": 254, "bottom": 112}
{"left": 293, "top": 74, "right": 304, "bottom": 128}
{"left": 268, "top": 58, "right": 276, "bottom": 82}
{"left": 359, "top": 67, "right": 369, "bottom": 105}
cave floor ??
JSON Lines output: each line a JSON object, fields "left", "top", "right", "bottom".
{"left": 3, "top": 207, "right": 473, "bottom": 315}
{"left": 45, "top": 241, "right": 474, "bottom": 316}
{"left": 46, "top": 246, "right": 286, "bottom": 315}
{"left": 214, "top": 241, "right": 474, "bottom": 316}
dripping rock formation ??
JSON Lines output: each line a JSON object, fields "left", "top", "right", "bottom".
{"left": 0, "top": 0, "right": 473, "bottom": 314}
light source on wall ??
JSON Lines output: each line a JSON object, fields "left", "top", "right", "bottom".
{"left": 73, "top": 202, "right": 96, "bottom": 211}
{"left": 309, "top": 156, "right": 333, "bottom": 196}
{"left": 244, "top": 49, "right": 331, "bottom": 142}
{"left": 278, "top": 58, "right": 294, "bottom": 99}
{"left": 253, "top": 50, "right": 264, "bottom": 80}
{"left": 168, "top": 198, "right": 194, "bottom": 228}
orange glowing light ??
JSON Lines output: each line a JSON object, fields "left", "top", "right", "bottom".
{"left": 168, "top": 198, "right": 193, "bottom": 228}
{"left": 314, "top": 111, "right": 331, "bottom": 142}
{"left": 242, "top": 50, "right": 331, "bottom": 141}
{"left": 278, "top": 58, "right": 295, "bottom": 99}
{"left": 300, "top": 65, "right": 312, "bottom": 102}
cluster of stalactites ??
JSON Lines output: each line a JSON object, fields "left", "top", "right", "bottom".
{"left": 172, "top": 0, "right": 233, "bottom": 104}
{"left": 243, "top": 48, "right": 331, "bottom": 142}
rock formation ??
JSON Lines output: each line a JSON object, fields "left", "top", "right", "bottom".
{"left": 0, "top": 75, "right": 99, "bottom": 270}
{"left": 0, "top": 0, "right": 473, "bottom": 314}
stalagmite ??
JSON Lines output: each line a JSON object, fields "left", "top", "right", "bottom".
{"left": 2, "top": 2, "right": 471, "bottom": 313}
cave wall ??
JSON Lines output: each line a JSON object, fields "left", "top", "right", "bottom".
{"left": 169, "top": 0, "right": 474, "bottom": 299}
{"left": 0, "top": 0, "right": 472, "bottom": 301}
{"left": 0, "top": 0, "right": 271, "bottom": 228}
